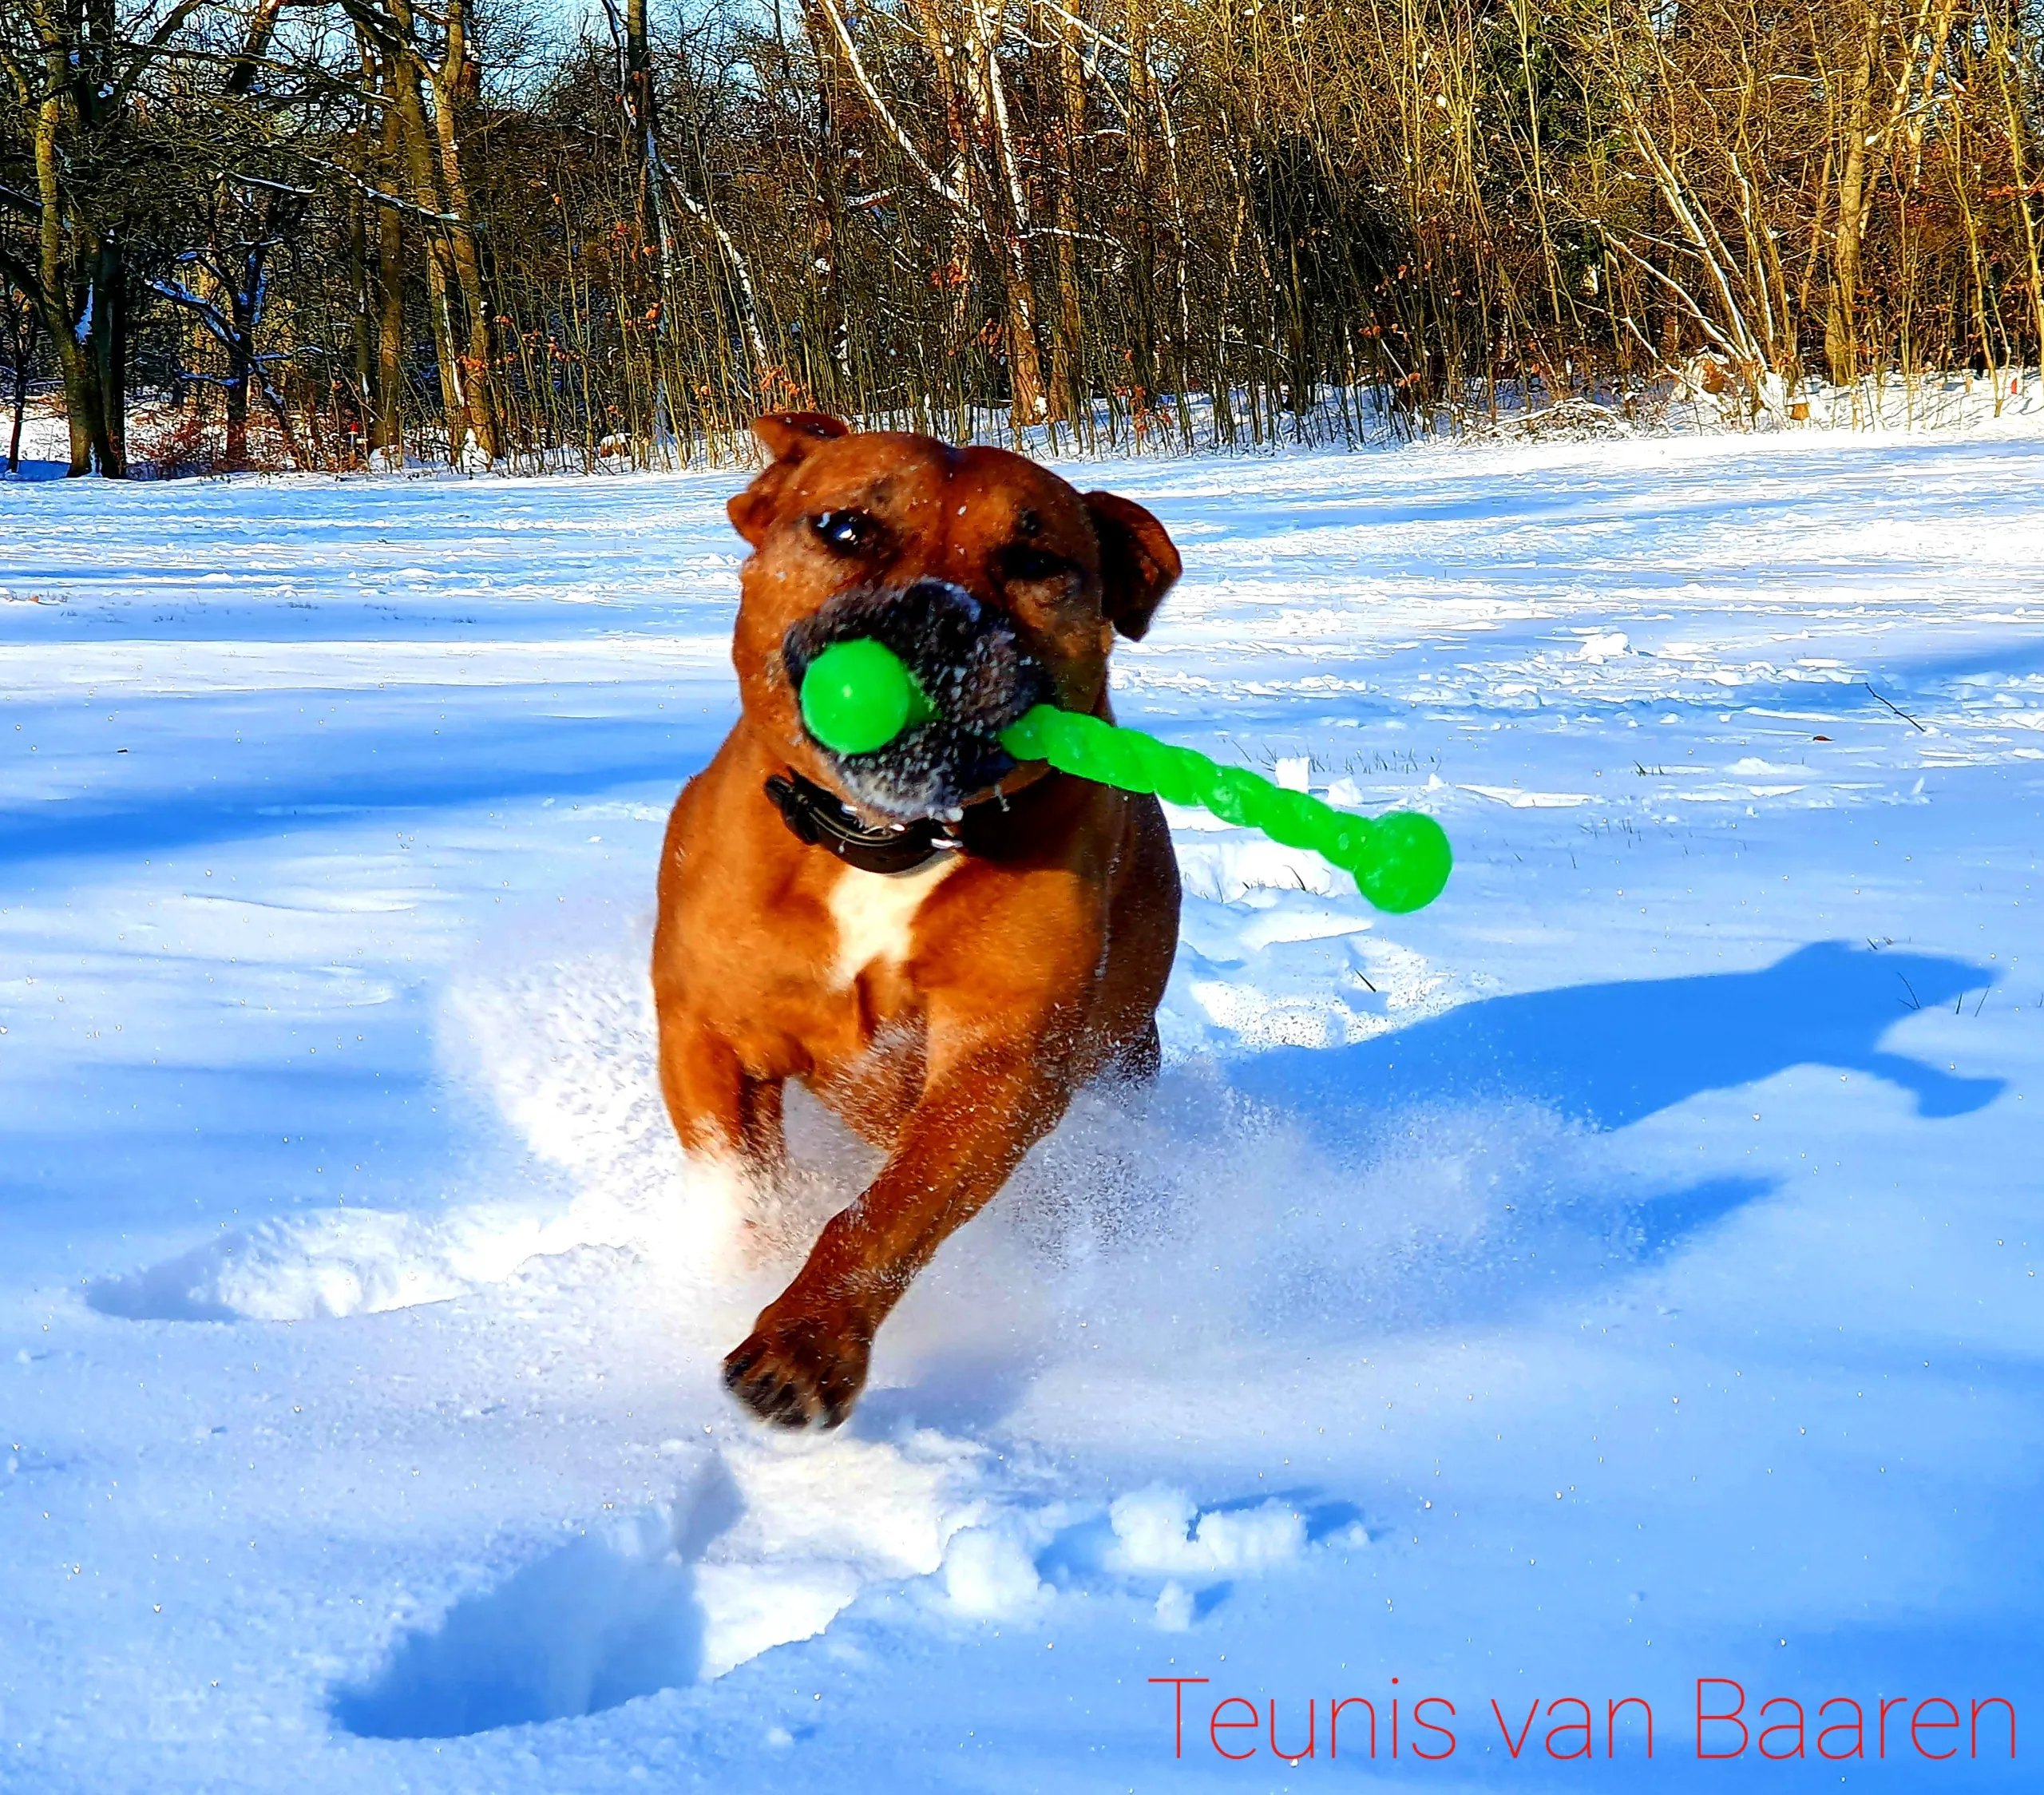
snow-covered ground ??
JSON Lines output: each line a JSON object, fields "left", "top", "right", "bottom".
{"left": 3, "top": 428, "right": 2041, "bottom": 1791}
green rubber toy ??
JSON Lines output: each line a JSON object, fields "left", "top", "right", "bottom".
{"left": 798, "top": 638, "right": 1452, "bottom": 913}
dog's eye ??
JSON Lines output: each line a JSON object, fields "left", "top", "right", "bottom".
{"left": 999, "top": 546, "right": 1071, "bottom": 584}
{"left": 810, "top": 509, "right": 885, "bottom": 557}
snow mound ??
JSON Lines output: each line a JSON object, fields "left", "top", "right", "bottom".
{"left": 86, "top": 1207, "right": 556, "bottom": 1322}
{"left": 335, "top": 1429, "right": 996, "bottom": 1736}
{"left": 89, "top": 946, "right": 802, "bottom": 1325}
{"left": 331, "top": 1436, "right": 1361, "bottom": 1739}
{"left": 1107, "top": 1485, "right": 1306, "bottom": 1575}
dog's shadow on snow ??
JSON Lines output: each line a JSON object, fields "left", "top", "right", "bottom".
{"left": 1230, "top": 939, "right": 2001, "bottom": 1137}
{"left": 1222, "top": 939, "right": 2001, "bottom": 1301}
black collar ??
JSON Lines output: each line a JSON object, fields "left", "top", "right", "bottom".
{"left": 763, "top": 770, "right": 961, "bottom": 876}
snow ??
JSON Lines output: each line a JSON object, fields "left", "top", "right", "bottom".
{"left": 3, "top": 426, "right": 2042, "bottom": 1789}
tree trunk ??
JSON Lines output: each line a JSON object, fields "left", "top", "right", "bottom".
{"left": 374, "top": 75, "right": 408, "bottom": 455}
{"left": 90, "top": 232, "right": 126, "bottom": 478}
{"left": 428, "top": 0, "right": 501, "bottom": 462}
{"left": 352, "top": 26, "right": 409, "bottom": 457}
{"left": 961, "top": 0, "right": 1044, "bottom": 427}
{"left": 1826, "top": 10, "right": 1879, "bottom": 387}
{"left": 802, "top": 2, "right": 853, "bottom": 405}
{"left": 349, "top": 192, "right": 377, "bottom": 461}
{"left": 903, "top": 0, "right": 984, "bottom": 392}
{"left": 381, "top": 16, "right": 467, "bottom": 462}
{"left": 624, "top": 0, "right": 671, "bottom": 283}
{"left": 1046, "top": 30, "right": 1087, "bottom": 426}
{"left": 7, "top": 354, "right": 26, "bottom": 474}
{"left": 224, "top": 332, "right": 252, "bottom": 469}
{"left": 1123, "top": 0, "right": 1159, "bottom": 402}
{"left": 1990, "top": 15, "right": 2044, "bottom": 369}
{"left": 31, "top": 74, "right": 94, "bottom": 477}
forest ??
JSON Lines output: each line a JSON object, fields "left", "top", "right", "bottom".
{"left": 5, "top": 0, "right": 2044, "bottom": 475}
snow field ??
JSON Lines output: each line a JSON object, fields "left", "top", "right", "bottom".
{"left": 3, "top": 426, "right": 2042, "bottom": 1789}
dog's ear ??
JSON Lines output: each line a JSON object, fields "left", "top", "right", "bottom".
{"left": 1083, "top": 490, "right": 1181, "bottom": 641}
{"left": 727, "top": 413, "right": 853, "bottom": 546}
{"left": 753, "top": 412, "right": 850, "bottom": 462}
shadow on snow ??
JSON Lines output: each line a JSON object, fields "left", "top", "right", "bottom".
{"left": 331, "top": 1461, "right": 743, "bottom": 1741}
{"left": 1229, "top": 940, "right": 2000, "bottom": 1135}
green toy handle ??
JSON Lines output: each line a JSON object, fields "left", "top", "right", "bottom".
{"left": 798, "top": 638, "right": 1452, "bottom": 913}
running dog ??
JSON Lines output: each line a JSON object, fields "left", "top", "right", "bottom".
{"left": 653, "top": 412, "right": 1182, "bottom": 1428}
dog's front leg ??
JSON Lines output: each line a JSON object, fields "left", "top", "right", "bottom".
{"left": 722, "top": 997, "right": 1080, "bottom": 1429}
{"left": 656, "top": 1012, "right": 786, "bottom": 1217}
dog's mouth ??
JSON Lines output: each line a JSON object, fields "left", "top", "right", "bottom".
{"left": 780, "top": 579, "right": 1053, "bottom": 822}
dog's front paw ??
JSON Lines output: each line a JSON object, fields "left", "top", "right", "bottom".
{"left": 722, "top": 1309, "right": 872, "bottom": 1430}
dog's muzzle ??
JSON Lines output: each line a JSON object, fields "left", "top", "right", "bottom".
{"left": 781, "top": 579, "right": 1052, "bottom": 821}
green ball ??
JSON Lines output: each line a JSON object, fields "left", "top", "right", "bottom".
{"left": 1353, "top": 810, "right": 1453, "bottom": 914}
{"left": 800, "top": 639, "right": 925, "bottom": 755}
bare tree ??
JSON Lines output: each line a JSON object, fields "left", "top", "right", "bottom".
{"left": 2, "top": 275, "right": 40, "bottom": 470}
{"left": 6, "top": 0, "right": 2043, "bottom": 479}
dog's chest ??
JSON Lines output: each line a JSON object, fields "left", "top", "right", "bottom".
{"left": 825, "top": 855, "right": 957, "bottom": 989}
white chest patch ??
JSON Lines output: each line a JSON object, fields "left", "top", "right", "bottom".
{"left": 826, "top": 854, "right": 957, "bottom": 987}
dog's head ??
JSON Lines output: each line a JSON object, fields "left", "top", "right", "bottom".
{"left": 726, "top": 413, "right": 1180, "bottom": 822}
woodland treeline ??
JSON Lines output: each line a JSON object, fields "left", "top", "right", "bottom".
{"left": 5, "top": 0, "right": 2044, "bottom": 475}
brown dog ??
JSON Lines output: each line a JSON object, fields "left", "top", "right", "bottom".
{"left": 652, "top": 413, "right": 1183, "bottom": 1429}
